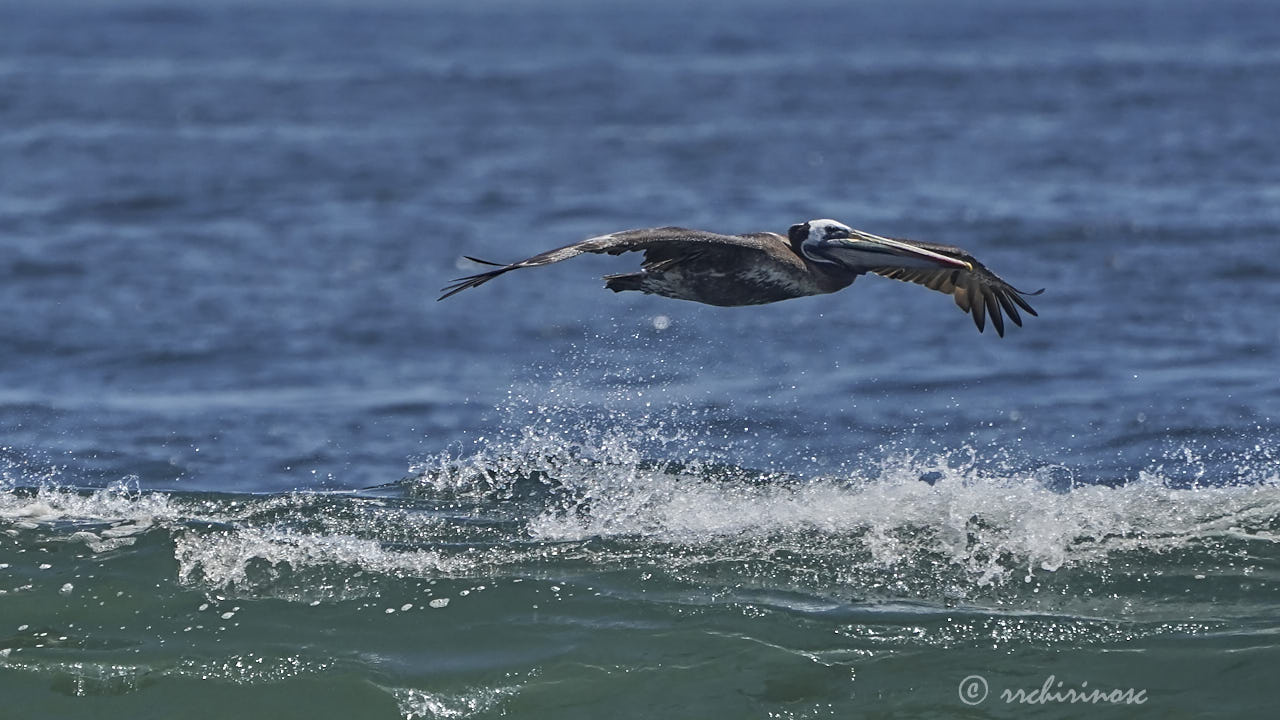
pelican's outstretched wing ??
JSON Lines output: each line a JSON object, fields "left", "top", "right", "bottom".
{"left": 438, "top": 227, "right": 771, "bottom": 301}
{"left": 868, "top": 239, "right": 1042, "bottom": 337}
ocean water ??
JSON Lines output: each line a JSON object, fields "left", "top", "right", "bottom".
{"left": 2, "top": 0, "right": 1279, "bottom": 717}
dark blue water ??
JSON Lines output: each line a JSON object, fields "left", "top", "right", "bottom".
{"left": 2, "top": 0, "right": 1278, "bottom": 716}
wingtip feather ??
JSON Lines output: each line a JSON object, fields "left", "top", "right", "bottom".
{"left": 985, "top": 293, "right": 1005, "bottom": 337}
{"left": 463, "top": 256, "right": 506, "bottom": 267}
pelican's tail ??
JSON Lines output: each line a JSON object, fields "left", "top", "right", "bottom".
{"left": 603, "top": 272, "right": 646, "bottom": 294}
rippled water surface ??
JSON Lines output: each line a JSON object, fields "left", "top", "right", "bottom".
{"left": 2, "top": 0, "right": 1279, "bottom": 717}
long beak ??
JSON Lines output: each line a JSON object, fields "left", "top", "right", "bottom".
{"left": 830, "top": 230, "right": 973, "bottom": 271}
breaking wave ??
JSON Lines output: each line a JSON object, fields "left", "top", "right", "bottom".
{"left": 7, "top": 418, "right": 1277, "bottom": 606}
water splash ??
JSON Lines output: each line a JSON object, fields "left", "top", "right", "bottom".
{"left": 407, "top": 422, "right": 1280, "bottom": 590}
{"left": 383, "top": 683, "right": 518, "bottom": 720}
{"left": 3, "top": 425, "right": 1277, "bottom": 604}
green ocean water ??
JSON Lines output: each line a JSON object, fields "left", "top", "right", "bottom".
{"left": 3, "top": 441, "right": 1279, "bottom": 718}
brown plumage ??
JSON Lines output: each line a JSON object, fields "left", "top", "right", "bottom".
{"left": 439, "top": 220, "right": 1041, "bottom": 336}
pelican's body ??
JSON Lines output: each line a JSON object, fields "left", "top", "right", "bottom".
{"left": 440, "top": 220, "right": 1040, "bottom": 336}
{"left": 597, "top": 229, "right": 852, "bottom": 306}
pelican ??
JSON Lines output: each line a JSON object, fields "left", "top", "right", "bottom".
{"left": 439, "top": 219, "right": 1041, "bottom": 336}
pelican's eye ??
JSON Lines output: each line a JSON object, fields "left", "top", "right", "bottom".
{"left": 825, "top": 226, "right": 850, "bottom": 239}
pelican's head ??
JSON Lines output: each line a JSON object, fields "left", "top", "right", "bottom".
{"left": 788, "top": 219, "right": 857, "bottom": 264}
{"left": 788, "top": 218, "right": 972, "bottom": 271}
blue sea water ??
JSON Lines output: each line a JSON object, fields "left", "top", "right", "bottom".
{"left": 1, "top": 0, "right": 1278, "bottom": 717}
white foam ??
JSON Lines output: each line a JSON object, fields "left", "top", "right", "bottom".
{"left": 4, "top": 428, "right": 1276, "bottom": 601}
{"left": 172, "top": 527, "right": 474, "bottom": 593}
{"left": 417, "top": 426, "right": 1280, "bottom": 587}
{"left": 382, "top": 683, "right": 516, "bottom": 720}
{"left": 0, "top": 481, "right": 178, "bottom": 527}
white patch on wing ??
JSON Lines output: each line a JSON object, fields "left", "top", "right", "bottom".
{"left": 536, "top": 234, "right": 613, "bottom": 265}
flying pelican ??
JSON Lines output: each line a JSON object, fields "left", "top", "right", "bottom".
{"left": 439, "top": 219, "right": 1041, "bottom": 336}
